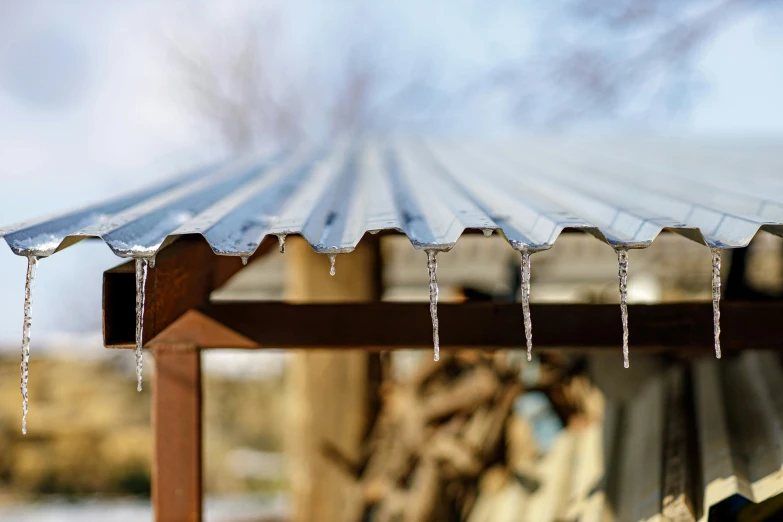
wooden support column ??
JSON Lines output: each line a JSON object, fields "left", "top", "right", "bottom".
{"left": 152, "top": 345, "right": 203, "bottom": 522}
{"left": 286, "top": 236, "right": 383, "bottom": 522}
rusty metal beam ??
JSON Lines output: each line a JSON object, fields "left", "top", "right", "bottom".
{"left": 103, "top": 235, "right": 276, "bottom": 348}
{"left": 152, "top": 345, "right": 202, "bottom": 522}
{"left": 109, "top": 301, "right": 783, "bottom": 352}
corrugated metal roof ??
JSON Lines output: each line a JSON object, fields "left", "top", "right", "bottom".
{"left": 2, "top": 138, "right": 783, "bottom": 259}
{"left": 526, "top": 351, "right": 783, "bottom": 522}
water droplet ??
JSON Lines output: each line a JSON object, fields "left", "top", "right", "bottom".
{"left": 711, "top": 248, "right": 722, "bottom": 359}
{"left": 135, "top": 258, "right": 149, "bottom": 392}
{"left": 277, "top": 234, "right": 286, "bottom": 254}
{"left": 241, "top": 255, "right": 249, "bottom": 266}
{"left": 481, "top": 228, "right": 493, "bottom": 238}
{"left": 617, "top": 248, "right": 630, "bottom": 368}
{"left": 20, "top": 255, "right": 38, "bottom": 435}
{"left": 328, "top": 254, "right": 336, "bottom": 276}
{"left": 520, "top": 250, "right": 533, "bottom": 362}
{"left": 427, "top": 251, "right": 440, "bottom": 362}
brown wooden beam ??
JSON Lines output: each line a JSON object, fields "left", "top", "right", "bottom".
{"left": 174, "top": 301, "right": 779, "bottom": 352}
{"left": 103, "top": 235, "right": 276, "bottom": 348}
{"left": 152, "top": 345, "right": 202, "bottom": 522}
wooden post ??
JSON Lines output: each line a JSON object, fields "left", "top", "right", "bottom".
{"left": 152, "top": 345, "right": 203, "bottom": 522}
{"left": 286, "top": 236, "right": 383, "bottom": 522}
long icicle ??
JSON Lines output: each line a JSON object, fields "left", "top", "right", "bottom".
{"left": 135, "top": 258, "right": 149, "bottom": 392}
{"left": 711, "top": 248, "right": 722, "bottom": 359}
{"left": 20, "top": 255, "right": 39, "bottom": 435}
{"left": 617, "top": 248, "right": 630, "bottom": 368}
{"left": 427, "top": 251, "right": 440, "bottom": 362}
{"left": 520, "top": 250, "right": 533, "bottom": 362}
{"left": 329, "top": 254, "right": 337, "bottom": 276}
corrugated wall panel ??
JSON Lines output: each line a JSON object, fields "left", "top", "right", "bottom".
{"left": 561, "top": 352, "right": 783, "bottom": 522}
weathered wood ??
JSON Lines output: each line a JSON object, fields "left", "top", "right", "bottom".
{"left": 286, "top": 236, "right": 383, "bottom": 522}
{"left": 162, "top": 301, "right": 783, "bottom": 352}
{"left": 347, "top": 353, "right": 532, "bottom": 521}
{"left": 152, "top": 346, "right": 202, "bottom": 522}
{"left": 403, "top": 458, "right": 441, "bottom": 522}
{"left": 373, "top": 488, "right": 408, "bottom": 522}
{"left": 468, "top": 467, "right": 528, "bottom": 522}
{"left": 103, "top": 235, "right": 275, "bottom": 348}
{"left": 477, "top": 384, "right": 524, "bottom": 460}
{"left": 429, "top": 431, "right": 483, "bottom": 478}
{"left": 421, "top": 366, "right": 499, "bottom": 420}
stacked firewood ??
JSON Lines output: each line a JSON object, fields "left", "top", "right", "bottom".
{"left": 321, "top": 351, "right": 597, "bottom": 522}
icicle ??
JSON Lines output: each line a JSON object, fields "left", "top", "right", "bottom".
{"left": 426, "top": 251, "right": 440, "bottom": 361}
{"left": 328, "top": 254, "right": 337, "bottom": 276}
{"left": 617, "top": 248, "right": 630, "bottom": 368}
{"left": 20, "top": 255, "right": 38, "bottom": 435}
{"left": 135, "top": 258, "right": 149, "bottom": 392}
{"left": 520, "top": 250, "right": 533, "bottom": 362}
{"left": 149, "top": 255, "right": 156, "bottom": 269}
{"left": 481, "top": 228, "right": 493, "bottom": 238}
{"left": 711, "top": 248, "right": 722, "bottom": 359}
{"left": 241, "top": 255, "right": 249, "bottom": 266}
{"left": 277, "top": 234, "right": 286, "bottom": 254}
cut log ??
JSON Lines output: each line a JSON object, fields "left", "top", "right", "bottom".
{"left": 403, "top": 458, "right": 441, "bottom": 522}
{"left": 331, "top": 348, "right": 594, "bottom": 522}
{"left": 428, "top": 431, "right": 483, "bottom": 478}
{"left": 422, "top": 366, "right": 499, "bottom": 420}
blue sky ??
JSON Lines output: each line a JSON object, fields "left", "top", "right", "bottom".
{"left": 0, "top": 1, "right": 782, "bottom": 348}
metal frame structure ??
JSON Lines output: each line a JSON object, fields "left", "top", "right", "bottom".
{"left": 102, "top": 235, "right": 781, "bottom": 521}
{"left": 0, "top": 138, "right": 776, "bottom": 520}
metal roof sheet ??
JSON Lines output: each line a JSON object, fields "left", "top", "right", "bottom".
{"left": 2, "top": 138, "right": 783, "bottom": 259}
{"left": 533, "top": 352, "right": 783, "bottom": 522}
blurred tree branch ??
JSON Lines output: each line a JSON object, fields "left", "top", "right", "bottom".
{"left": 167, "top": 0, "right": 782, "bottom": 150}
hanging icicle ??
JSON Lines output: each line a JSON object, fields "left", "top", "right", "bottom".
{"left": 427, "top": 251, "right": 440, "bottom": 362}
{"left": 20, "top": 255, "right": 39, "bottom": 435}
{"left": 135, "top": 258, "right": 149, "bottom": 392}
{"left": 711, "top": 248, "right": 722, "bottom": 359}
{"left": 277, "top": 234, "right": 286, "bottom": 254}
{"left": 617, "top": 248, "right": 630, "bottom": 368}
{"left": 328, "top": 254, "right": 337, "bottom": 276}
{"left": 241, "top": 255, "right": 249, "bottom": 266}
{"left": 520, "top": 250, "right": 533, "bottom": 362}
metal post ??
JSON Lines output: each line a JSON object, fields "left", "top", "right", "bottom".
{"left": 152, "top": 345, "right": 203, "bottom": 522}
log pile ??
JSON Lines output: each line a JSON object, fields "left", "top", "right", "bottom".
{"left": 322, "top": 351, "right": 600, "bottom": 522}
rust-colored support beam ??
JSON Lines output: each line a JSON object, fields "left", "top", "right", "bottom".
{"left": 132, "top": 301, "right": 783, "bottom": 352}
{"left": 152, "top": 345, "right": 203, "bottom": 522}
{"left": 103, "top": 235, "right": 275, "bottom": 348}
